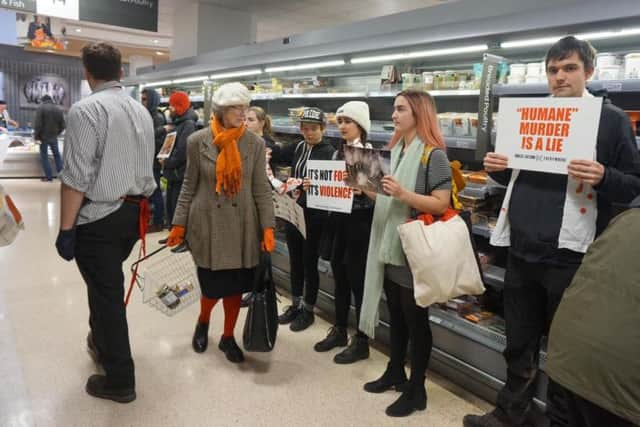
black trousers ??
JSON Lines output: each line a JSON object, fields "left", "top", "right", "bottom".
{"left": 165, "top": 180, "right": 182, "bottom": 225}
{"left": 75, "top": 202, "right": 139, "bottom": 388}
{"left": 496, "top": 253, "right": 580, "bottom": 425}
{"left": 384, "top": 279, "right": 432, "bottom": 386}
{"left": 331, "top": 260, "right": 366, "bottom": 335}
{"left": 550, "top": 383, "right": 636, "bottom": 427}
{"left": 285, "top": 210, "right": 325, "bottom": 306}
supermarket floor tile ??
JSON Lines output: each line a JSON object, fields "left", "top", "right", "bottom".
{"left": 0, "top": 180, "right": 489, "bottom": 427}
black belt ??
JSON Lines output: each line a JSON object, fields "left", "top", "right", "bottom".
{"left": 121, "top": 195, "right": 145, "bottom": 204}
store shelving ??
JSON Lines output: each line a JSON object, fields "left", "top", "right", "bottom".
{"left": 494, "top": 79, "right": 640, "bottom": 96}
{"left": 483, "top": 264, "right": 505, "bottom": 289}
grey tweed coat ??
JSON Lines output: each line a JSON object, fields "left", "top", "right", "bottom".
{"left": 172, "top": 127, "right": 275, "bottom": 270}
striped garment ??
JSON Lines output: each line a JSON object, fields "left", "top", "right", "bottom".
{"left": 59, "top": 81, "right": 156, "bottom": 225}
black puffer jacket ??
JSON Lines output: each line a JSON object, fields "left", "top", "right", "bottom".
{"left": 142, "top": 88, "right": 166, "bottom": 170}
{"left": 163, "top": 108, "right": 197, "bottom": 182}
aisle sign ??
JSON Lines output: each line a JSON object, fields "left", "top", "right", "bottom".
{"left": 1, "top": 0, "right": 36, "bottom": 13}
{"left": 306, "top": 160, "right": 353, "bottom": 213}
{"left": 494, "top": 97, "right": 602, "bottom": 174}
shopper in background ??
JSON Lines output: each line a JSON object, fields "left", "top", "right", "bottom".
{"left": 314, "top": 101, "right": 374, "bottom": 364}
{"left": 33, "top": 94, "right": 65, "bottom": 182}
{"left": 245, "top": 106, "right": 284, "bottom": 171}
{"left": 166, "top": 82, "right": 275, "bottom": 363}
{"left": 141, "top": 88, "right": 167, "bottom": 232}
{"left": 278, "top": 107, "right": 335, "bottom": 332}
{"left": 0, "top": 100, "right": 19, "bottom": 131}
{"left": 464, "top": 36, "right": 640, "bottom": 427}
{"left": 544, "top": 195, "right": 640, "bottom": 427}
{"left": 55, "top": 42, "right": 156, "bottom": 403}
{"left": 162, "top": 91, "right": 197, "bottom": 225}
{"left": 359, "top": 90, "right": 451, "bottom": 418}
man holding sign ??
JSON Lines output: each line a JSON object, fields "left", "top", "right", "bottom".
{"left": 465, "top": 37, "right": 640, "bottom": 427}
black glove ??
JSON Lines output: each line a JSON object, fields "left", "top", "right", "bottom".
{"left": 56, "top": 229, "right": 76, "bottom": 261}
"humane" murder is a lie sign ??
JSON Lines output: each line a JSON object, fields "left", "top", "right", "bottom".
{"left": 306, "top": 160, "right": 354, "bottom": 213}
{"left": 494, "top": 97, "right": 602, "bottom": 174}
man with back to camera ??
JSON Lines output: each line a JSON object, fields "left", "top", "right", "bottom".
{"left": 55, "top": 42, "right": 156, "bottom": 403}
{"left": 33, "top": 94, "right": 65, "bottom": 182}
{"left": 464, "top": 36, "right": 640, "bottom": 427}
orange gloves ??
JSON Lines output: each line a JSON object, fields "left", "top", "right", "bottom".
{"left": 261, "top": 227, "right": 275, "bottom": 253}
{"left": 166, "top": 225, "right": 186, "bottom": 247}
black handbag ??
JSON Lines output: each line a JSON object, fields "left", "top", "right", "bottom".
{"left": 242, "top": 252, "right": 279, "bottom": 352}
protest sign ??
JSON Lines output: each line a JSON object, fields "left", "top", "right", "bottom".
{"left": 272, "top": 191, "right": 306, "bottom": 239}
{"left": 157, "top": 132, "right": 177, "bottom": 159}
{"left": 342, "top": 146, "right": 391, "bottom": 193}
{"left": 306, "top": 160, "right": 353, "bottom": 213}
{"left": 495, "top": 97, "right": 602, "bottom": 174}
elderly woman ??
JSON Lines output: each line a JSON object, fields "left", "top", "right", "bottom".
{"left": 166, "top": 82, "right": 275, "bottom": 363}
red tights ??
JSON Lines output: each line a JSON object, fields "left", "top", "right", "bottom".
{"left": 198, "top": 294, "right": 242, "bottom": 337}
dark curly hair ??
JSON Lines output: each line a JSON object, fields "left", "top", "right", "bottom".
{"left": 81, "top": 42, "right": 122, "bottom": 82}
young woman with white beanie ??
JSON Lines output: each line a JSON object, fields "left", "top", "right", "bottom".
{"left": 313, "top": 101, "right": 375, "bottom": 364}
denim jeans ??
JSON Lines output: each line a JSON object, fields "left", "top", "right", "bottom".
{"left": 39, "top": 138, "right": 63, "bottom": 180}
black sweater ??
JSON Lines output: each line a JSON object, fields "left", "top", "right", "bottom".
{"left": 288, "top": 138, "right": 335, "bottom": 209}
{"left": 163, "top": 109, "right": 197, "bottom": 182}
{"left": 490, "top": 98, "right": 640, "bottom": 265}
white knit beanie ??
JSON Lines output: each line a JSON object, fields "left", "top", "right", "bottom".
{"left": 336, "top": 101, "right": 371, "bottom": 134}
{"left": 212, "top": 82, "right": 251, "bottom": 108}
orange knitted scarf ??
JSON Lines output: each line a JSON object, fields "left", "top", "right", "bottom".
{"left": 211, "top": 118, "right": 245, "bottom": 198}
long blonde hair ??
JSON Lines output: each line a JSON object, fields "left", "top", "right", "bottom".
{"left": 249, "top": 106, "right": 273, "bottom": 137}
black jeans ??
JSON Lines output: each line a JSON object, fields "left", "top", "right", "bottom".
{"left": 75, "top": 202, "right": 140, "bottom": 388}
{"left": 150, "top": 168, "right": 165, "bottom": 226}
{"left": 550, "top": 383, "right": 636, "bottom": 427}
{"left": 384, "top": 279, "right": 432, "bottom": 387}
{"left": 331, "top": 259, "right": 366, "bottom": 336}
{"left": 165, "top": 180, "right": 182, "bottom": 225}
{"left": 285, "top": 209, "right": 325, "bottom": 306}
{"left": 496, "top": 253, "right": 580, "bottom": 425}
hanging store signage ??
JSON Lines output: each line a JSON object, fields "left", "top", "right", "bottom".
{"left": 306, "top": 160, "right": 354, "bottom": 213}
{"left": 0, "top": 0, "right": 36, "bottom": 13}
{"left": 476, "top": 54, "right": 503, "bottom": 161}
{"left": 494, "top": 97, "right": 603, "bottom": 174}
{"left": 79, "top": 0, "right": 159, "bottom": 32}
{"left": 20, "top": 75, "right": 70, "bottom": 109}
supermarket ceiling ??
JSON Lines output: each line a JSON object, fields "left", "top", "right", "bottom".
{"left": 197, "top": 0, "right": 458, "bottom": 42}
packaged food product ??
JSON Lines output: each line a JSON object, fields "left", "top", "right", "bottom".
{"left": 469, "top": 171, "right": 489, "bottom": 184}
{"left": 464, "top": 311, "right": 495, "bottom": 323}
{"left": 507, "top": 75, "right": 525, "bottom": 85}
{"left": 452, "top": 114, "right": 470, "bottom": 137}
{"left": 473, "top": 63, "right": 483, "bottom": 81}
{"left": 509, "top": 63, "right": 526, "bottom": 77}
{"left": 598, "top": 65, "right": 622, "bottom": 80}
{"left": 438, "top": 114, "right": 454, "bottom": 136}
{"left": 402, "top": 73, "right": 417, "bottom": 90}
{"left": 433, "top": 71, "right": 445, "bottom": 90}
{"left": 525, "top": 75, "right": 540, "bottom": 84}
{"left": 596, "top": 53, "right": 618, "bottom": 68}
{"left": 422, "top": 72, "right": 434, "bottom": 90}
{"left": 526, "top": 62, "right": 542, "bottom": 76}
{"left": 469, "top": 114, "right": 479, "bottom": 138}
{"left": 444, "top": 70, "right": 459, "bottom": 90}
{"left": 624, "top": 53, "right": 640, "bottom": 79}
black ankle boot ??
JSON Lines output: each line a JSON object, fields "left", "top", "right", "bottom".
{"left": 314, "top": 326, "right": 348, "bottom": 352}
{"left": 385, "top": 380, "right": 427, "bottom": 417}
{"left": 85, "top": 375, "right": 136, "bottom": 403}
{"left": 334, "top": 334, "right": 369, "bottom": 364}
{"left": 192, "top": 322, "right": 209, "bottom": 353}
{"left": 363, "top": 362, "right": 408, "bottom": 393}
{"left": 218, "top": 336, "right": 245, "bottom": 363}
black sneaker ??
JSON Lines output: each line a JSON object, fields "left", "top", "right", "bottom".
{"left": 218, "top": 336, "right": 245, "bottom": 363}
{"left": 278, "top": 305, "right": 301, "bottom": 325}
{"left": 314, "top": 326, "right": 348, "bottom": 352}
{"left": 385, "top": 383, "right": 427, "bottom": 417}
{"left": 85, "top": 375, "right": 136, "bottom": 403}
{"left": 192, "top": 322, "right": 209, "bottom": 353}
{"left": 334, "top": 335, "right": 369, "bottom": 364}
{"left": 363, "top": 362, "right": 408, "bottom": 393}
{"left": 463, "top": 410, "right": 512, "bottom": 427}
{"left": 290, "top": 309, "right": 314, "bottom": 332}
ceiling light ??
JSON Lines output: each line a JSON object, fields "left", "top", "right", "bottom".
{"left": 145, "top": 80, "right": 172, "bottom": 87}
{"left": 74, "top": 28, "right": 82, "bottom": 33}
{"left": 265, "top": 60, "right": 345, "bottom": 73}
{"left": 209, "top": 68, "right": 263, "bottom": 79}
{"left": 152, "top": 39, "right": 159, "bottom": 44}
{"left": 172, "top": 76, "right": 209, "bottom": 84}
{"left": 155, "top": 51, "right": 165, "bottom": 56}
{"left": 501, "top": 27, "right": 640, "bottom": 49}
{"left": 351, "top": 45, "right": 487, "bottom": 64}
